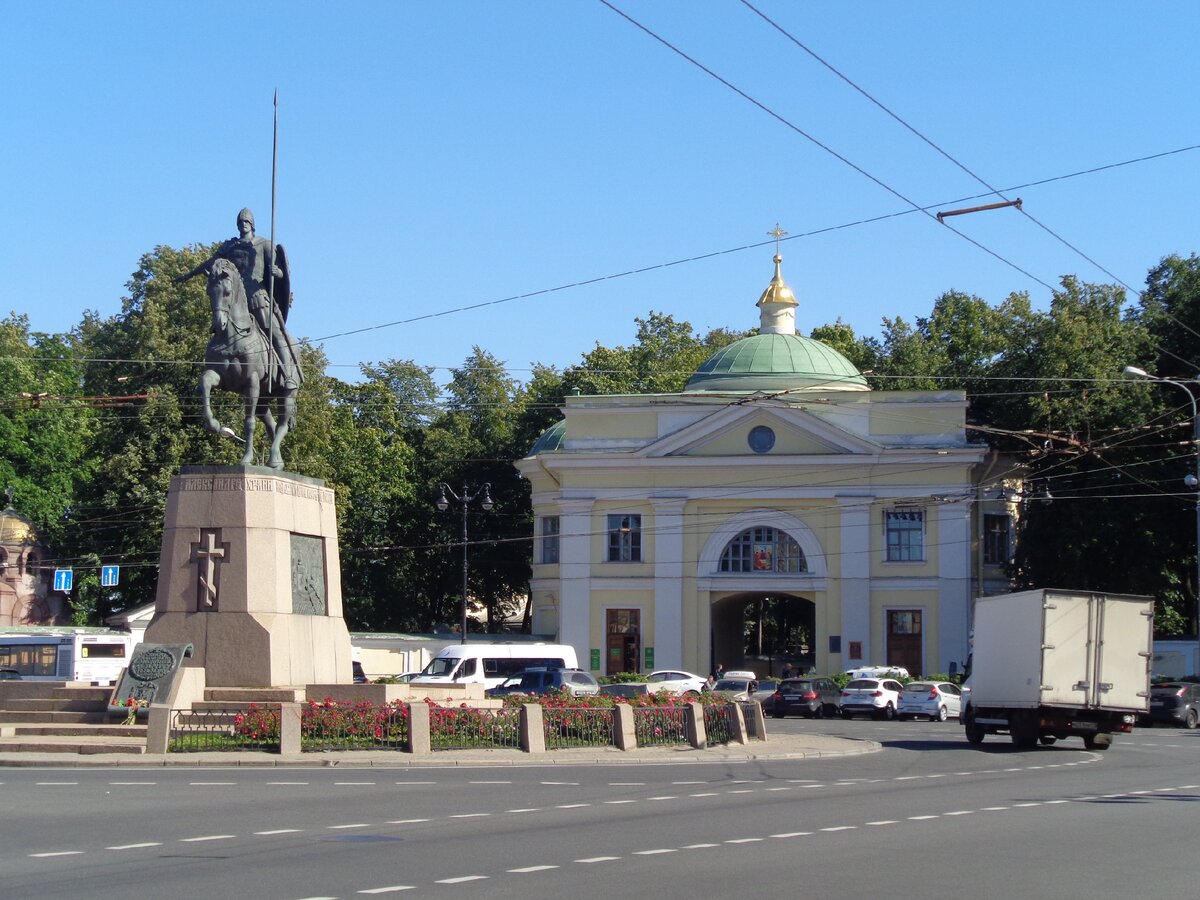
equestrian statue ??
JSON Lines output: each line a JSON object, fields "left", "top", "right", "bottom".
{"left": 176, "top": 208, "right": 303, "bottom": 470}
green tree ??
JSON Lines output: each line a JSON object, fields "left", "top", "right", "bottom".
{"left": 423, "top": 348, "right": 531, "bottom": 635}
{"left": 0, "top": 315, "right": 95, "bottom": 552}
{"left": 563, "top": 312, "right": 747, "bottom": 396}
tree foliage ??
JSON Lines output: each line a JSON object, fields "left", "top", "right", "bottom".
{"left": 6, "top": 242, "right": 1199, "bottom": 638}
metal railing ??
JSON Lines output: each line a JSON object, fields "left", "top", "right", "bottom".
{"left": 703, "top": 703, "right": 734, "bottom": 745}
{"left": 543, "top": 706, "right": 615, "bottom": 749}
{"left": 168, "top": 706, "right": 281, "bottom": 752}
{"left": 302, "top": 701, "right": 409, "bottom": 751}
{"left": 633, "top": 705, "right": 688, "bottom": 746}
{"left": 430, "top": 706, "right": 521, "bottom": 751}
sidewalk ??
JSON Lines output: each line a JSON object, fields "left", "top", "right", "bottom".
{"left": 0, "top": 732, "right": 878, "bottom": 768}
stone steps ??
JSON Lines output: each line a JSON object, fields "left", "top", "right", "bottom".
{"left": 7, "top": 723, "right": 146, "bottom": 738}
{"left": 0, "top": 681, "right": 143, "bottom": 753}
{"left": 0, "top": 733, "right": 146, "bottom": 755}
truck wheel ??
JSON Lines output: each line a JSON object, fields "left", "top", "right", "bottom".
{"left": 1039, "top": 735, "right": 1057, "bottom": 746}
{"left": 935, "top": 705, "right": 948, "bottom": 723}
{"left": 964, "top": 721, "right": 985, "bottom": 744}
{"left": 1083, "top": 733, "right": 1112, "bottom": 751}
{"left": 1186, "top": 708, "right": 1198, "bottom": 730}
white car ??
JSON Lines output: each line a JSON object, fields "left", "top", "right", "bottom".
{"left": 840, "top": 677, "right": 905, "bottom": 720}
{"left": 645, "top": 670, "right": 708, "bottom": 698}
{"left": 844, "top": 665, "right": 910, "bottom": 680}
{"left": 897, "top": 681, "right": 962, "bottom": 722}
{"left": 712, "top": 677, "right": 758, "bottom": 701}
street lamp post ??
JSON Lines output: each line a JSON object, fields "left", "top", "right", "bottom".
{"left": 1123, "top": 365, "right": 1200, "bottom": 636}
{"left": 437, "top": 481, "right": 494, "bottom": 643}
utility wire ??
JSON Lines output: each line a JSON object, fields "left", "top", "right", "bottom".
{"left": 736, "top": 0, "right": 1200, "bottom": 365}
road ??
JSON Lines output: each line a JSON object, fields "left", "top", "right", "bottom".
{"left": 0, "top": 718, "right": 1195, "bottom": 900}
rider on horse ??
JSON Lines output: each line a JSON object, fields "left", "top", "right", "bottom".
{"left": 178, "top": 208, "right": 303, "bottom": 391}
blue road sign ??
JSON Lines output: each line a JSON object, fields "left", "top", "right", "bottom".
{"left": 101, "top": 565, "right": 119, "bottom": 587}
{"left": 53, "top": 569, "right": 73, "bottom": 592}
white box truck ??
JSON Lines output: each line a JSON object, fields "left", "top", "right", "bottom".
{"left": 961, "top": 589, "right": 1153, "bottom": 751}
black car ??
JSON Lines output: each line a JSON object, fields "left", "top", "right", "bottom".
{"left": 1145, "top": 682, "right": 1200, "bottom": 728}
{"left": 770, "top": 677, "right": 841, "bottom": 718}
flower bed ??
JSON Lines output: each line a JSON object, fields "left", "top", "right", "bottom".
{"left": 166, "top": 690, "right": 738, "bottom": 753}
{"left": 303, "top": 698, "right": 409, "bottom": 750}
{"left": 430, "top": 704, "right": 521, "bottom": 750}
{"left": 168, "top": 704, "right": 281, "bottom": 752}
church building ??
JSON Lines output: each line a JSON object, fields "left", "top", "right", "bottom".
{"left": 517, "top": 250, "right": 999, "bottom": 678}
{"left": 0, "top": 497, "right": 68, "bottom": 627}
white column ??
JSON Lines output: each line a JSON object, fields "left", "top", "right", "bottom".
{"left": 651, "top": 498, "right": 687, "bottom": 670}
{"left": 558, "top": 499, "right": 595, "bottom": 668}
{"left": 936, "top": 503, "right": 972, "bottom": 674}
{"left": 838, "top": 497, "right": 872, "bottom": 664}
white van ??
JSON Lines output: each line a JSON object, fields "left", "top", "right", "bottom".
{"left": 411, "top": 643, "right": 580, "bottom": 689}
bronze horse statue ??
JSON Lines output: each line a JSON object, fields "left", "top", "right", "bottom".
{"left": 198, "top": 258, "right": 298, "bottom": 469}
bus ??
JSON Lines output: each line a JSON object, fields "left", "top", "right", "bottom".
{"left": 0, "top": 632, "right": 135, "bottom": 686}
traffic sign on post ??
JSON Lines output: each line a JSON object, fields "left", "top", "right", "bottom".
{"left": 101, "top": 565, "right": 119, "bottom": 587}
{"left": 53, "top": 569, "right": 73, "bottom": 592}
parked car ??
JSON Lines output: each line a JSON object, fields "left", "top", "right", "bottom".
{"left": 0, "top": 668, "right": 21, "bottom": 681}
{"left": 352, "top": 661, "right": 368, "bottom": 684}
{"left": 391, "top": 672, "right": 422, "bottom": 683}
{"left": 771, "top": 676, "right": 841, "bottom": 718}
{"left": 897, "top": 680, "right": 962, "bottom": 722}
{"left": 711, "top": 677, "right": 757, "bottom": 701}
{"left": 841, "top": 678, "right": 904, "bottom": 720}
{"left": 751, "top": 679, "right": 779, "bottom": 712}
{"left": 844, "top": 665, "right": 910, "bottom": 680}
{"left": 485, "top": 667, "right": 601, "bottom": 698}
{"left": 645, "top": 670, "right": 708, "bottom": 698}
{"left": 1145, "top": 682, "right": 1200, "bottom": 728}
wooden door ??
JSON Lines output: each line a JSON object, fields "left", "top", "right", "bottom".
{"left": 606, "top": 609, "right": 641, "bottom": 676}
{"left": 887, "top": 609, "right": 923, "bottom": 676}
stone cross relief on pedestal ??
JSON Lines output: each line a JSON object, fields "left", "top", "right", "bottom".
{"left": 190, "top": 529, "right": 230, "bottom": 611}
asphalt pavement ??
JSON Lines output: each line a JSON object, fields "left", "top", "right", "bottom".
{"left": 0, "top": 730, "right": 877, "bottom": 767}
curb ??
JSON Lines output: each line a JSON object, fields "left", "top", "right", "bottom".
{"left": 0, "top": 736, "right": 880, "bottom": 768}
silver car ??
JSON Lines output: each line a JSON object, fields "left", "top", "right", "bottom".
{"left": 897, "top": 681, "right": 962, "bottom": 722}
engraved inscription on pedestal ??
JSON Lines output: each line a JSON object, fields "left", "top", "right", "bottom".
{"left": 108, "top": 643, "right": 194, "bottom": 719}
{"left": 291, "top": 533, "right": 327, "bottom": 615}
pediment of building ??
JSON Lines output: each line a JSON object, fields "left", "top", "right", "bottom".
{"left": 637, "top": 403, "right": 882, "bottom": 458}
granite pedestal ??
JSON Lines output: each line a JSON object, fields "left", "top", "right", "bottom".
{"left": 143, "top": 466, "right": 353, "bottom": 687}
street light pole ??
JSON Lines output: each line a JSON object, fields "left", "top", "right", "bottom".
{"left": 437, "top": 481, "right": 494, "bottom": 643}
{"left": 1123, "top": 365, "right": 1200, "bottom": 637}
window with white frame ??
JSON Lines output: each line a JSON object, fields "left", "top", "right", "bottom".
{"left": 607, "top": 514, "right": 642, "bottom": 562}
{"left": 540, "top": 515, "right": 560, "bottom": 564}
{"left": 885, "top": 509, "right": 924, "bottom": 561}
{"left": 719, "top": 527, "right": 807, "bottom": 573}
{"left": 983, "top": 513, "right": 1012, "bottom": 565}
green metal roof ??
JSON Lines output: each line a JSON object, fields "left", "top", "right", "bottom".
{"left": 684, "top": 333, "right": 868, "bottom": 393}
{"left": 529, "top": 418, "right": 566, "bottom": 455}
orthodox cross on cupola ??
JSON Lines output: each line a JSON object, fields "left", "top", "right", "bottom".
{"left": 757, "top": 223, "right": 799, "bottom": 335}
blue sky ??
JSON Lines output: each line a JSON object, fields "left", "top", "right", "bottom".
{"left": 3, "top": 2, "right": 1197, "bottom": 386}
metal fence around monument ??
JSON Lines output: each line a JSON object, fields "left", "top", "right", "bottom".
{"left": 543, "top": 706, "right": 616, "bottom": 749}
{"left": 703, "top": 703, "right": 734, "bottom": 745}
{"left": 168, "top": 705, "right": 281, "bottom": 752}
{"left": 430, "top": 706, "right": 521, "bottom": 751}
{"left": 302, "top": 701, "right": 409, "bottom": 751}
{"left": 633, "top": 705, "right": 688, "bottom": 746}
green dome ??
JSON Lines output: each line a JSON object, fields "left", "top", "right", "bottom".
{"left": 529, "top": 419, "right": 566, "bottom": 455}
{"left": 684, "top": 332, "right": 868, "bottom": 393}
